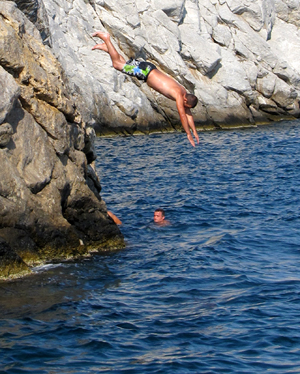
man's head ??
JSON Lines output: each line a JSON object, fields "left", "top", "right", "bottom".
{"left": 184, "top": 93, "right": 198, "bottom": 108}
{"left": 154, "top": 208, "right": 165, "bottom": 224}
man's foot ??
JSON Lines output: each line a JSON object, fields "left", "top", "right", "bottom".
{"left": 92, "top": 31, "right": 110, "bottom": 42}
{"left": 91, "top": 43, "right": 109, "bottom": 52}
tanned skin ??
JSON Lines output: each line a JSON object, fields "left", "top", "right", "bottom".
{"left": 107, "top": 211, "right": 122, "bottom": 225}
{"left": 153, "top": 209, "right": 171, "bottom": 226}
{"left": 92, "top": 32, "right": 199, "bottom": 147}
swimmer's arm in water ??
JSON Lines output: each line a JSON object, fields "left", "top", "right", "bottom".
{"left": 107, "top": 211, "right": 122, "bottom": 225}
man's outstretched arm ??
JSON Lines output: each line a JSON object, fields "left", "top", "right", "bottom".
{"left": 185, "top": 107, "right": 199, "bottom": 145}
{"left": 176, "top": 97, "right": 199, "bottom": 147}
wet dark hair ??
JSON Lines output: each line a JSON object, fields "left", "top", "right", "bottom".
{"left": 155, "top": 208, "right": 165, "bottom": 217}
{"left": 186, "top": 94, "right": 198, "bottom": 108}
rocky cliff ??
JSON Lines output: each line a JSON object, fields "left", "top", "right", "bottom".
{"left": 0, "top": 1, "right": 123, "bottom": 280}
{"left": 11, "top": 0, "right": 300, "bottom": 135}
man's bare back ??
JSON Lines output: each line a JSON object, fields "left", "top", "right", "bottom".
{"left": 92, "top": 31, "right": 199, "bottom": 147}
{"left": 146, "top": 69, "right": 186, "bottom": 101}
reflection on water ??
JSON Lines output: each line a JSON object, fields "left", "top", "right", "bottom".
{"left": 0, "top": 257, "right": 120, "bottom": 320}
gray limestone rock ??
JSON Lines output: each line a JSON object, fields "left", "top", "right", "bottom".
{"left": 0, "top": 123, "right": 13, "bottom": 147}
{"left": 14, "top": 0, "right": 298, "bottom": 133}
{"left": 0, "top": 66, "right": 20, "bottom": 125}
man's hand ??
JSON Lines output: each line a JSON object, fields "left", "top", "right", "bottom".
{"left": 185, "top": 109, "right": 199, "bottom": 147}
{"left": 187, "top": 133, "right": 195, "bottom": 147}
{"left": 187, "top": 132, "right": 199, "bottom": 147}
{"left": 192, "top": 128, "right": 199, "bottom": 145}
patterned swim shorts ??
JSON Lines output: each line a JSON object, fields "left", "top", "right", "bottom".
{"left": 122, "top": 59, "right": 157, "bottom": 82}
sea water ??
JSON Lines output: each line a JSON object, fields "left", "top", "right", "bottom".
{"left": 1, "top": 121, "right": 300, "bottom": 373}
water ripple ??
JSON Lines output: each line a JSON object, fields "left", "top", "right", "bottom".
{"left": 1, "top": 121, "right": 300, "bottom": 373}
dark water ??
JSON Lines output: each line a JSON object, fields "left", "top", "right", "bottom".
{"left": 1, "top": 121, "right": 300, "bottom": 373}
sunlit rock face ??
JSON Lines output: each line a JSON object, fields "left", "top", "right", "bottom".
{"left": 13, "top": 0, "right": 300, "bottom": 134}
{"left": 0, "top": 2, "right": 123, "bottom": 280}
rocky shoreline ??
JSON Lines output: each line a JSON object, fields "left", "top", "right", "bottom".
{"left": 0, "top": 2, "right": 124, "bottom": 280}
{"left": 1, "top": 0, "right": 300, "bottom": 279}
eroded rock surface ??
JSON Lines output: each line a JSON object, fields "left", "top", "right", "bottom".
{"left": 0, "top": 2, "right": 123, "bottom": 280}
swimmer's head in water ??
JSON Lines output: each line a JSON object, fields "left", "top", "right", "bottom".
{"left": 154, "top": 208, "right": 165, "bottom": 224}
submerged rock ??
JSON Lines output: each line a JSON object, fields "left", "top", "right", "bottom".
{"left": 0, "top": 2, "right": 124, "bottom": 280}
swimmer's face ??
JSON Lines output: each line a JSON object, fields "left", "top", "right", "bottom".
{"left": 154, "top": 211, "right": 165, "bottom": 223}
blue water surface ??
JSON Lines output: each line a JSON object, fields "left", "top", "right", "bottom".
{"left": 1, "top": 121, "right": 300, "bottom": 373}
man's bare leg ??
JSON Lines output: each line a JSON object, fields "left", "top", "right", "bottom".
{"left": 92, "top": 32, "right": 126, "bottom": 71}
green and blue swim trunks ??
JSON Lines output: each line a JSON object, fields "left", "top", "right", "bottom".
{"left": 122, "top": 59, "right": 157, "bottom": 82}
